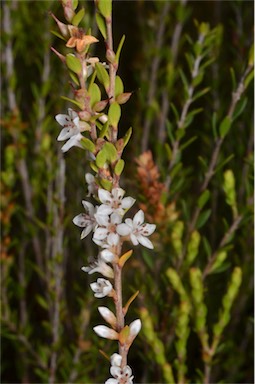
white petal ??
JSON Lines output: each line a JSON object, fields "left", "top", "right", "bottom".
{"left": 94, "top": 227, "right": 108, "bottom": 240}
{"left": 98, "top": 307, "right": 117, "bottom": 327}
{"left": 81, "top": 225, "right": 93, "bottom": 239}
{"left": 98, "top": 189, "right": 112, "bottom": 204}
{"left": 93, "top": 325, "right": 119, "bottom": 340}
{"left": 61, "top": 134, "right": 83, "bottom": 152}
{"left": 105, "top": 379, "right": 118, "bottom": 384}
{"left": 110, "top": 366, "right": 122, "bottom": 378}
{"left": 95, "top": 213, "right": 109, "bottom": 226}
{"left": 129, "top": 319, "right": 142, "bottom": 338}
{"left": 57, "top": 127, "right": 72, "bottom": 141}
{"left": 55, "top": 113, "right": 71, "bottom": 126}
{"left": 85, "top": 173, "right": 95, "bottom": 183}
{"left": 101, "top": 249, "right": 115, "bottom": 262}
{"left": 121, "top": 196, "right": 136, "bottom": 210}
{"left": 137, "top": 235, "right": 154, "bottom": 249}
{"left": 97, "top": 204, "right": 113, "bottom": 216}
{"left": 68, "top": 108, "right": 78, "bottom": 119}
{"left": 124, "top": 218, "right": 133, "bottom": 228}
{"left": 112, "top": 187, "right": 125, "bottom": 200}
{"left": 142, "top": 223, "right": 156, "bottom": 236}
{"left": 82, "top": 201, "right": 95, "bottom": 216}
{"left": 73, "top": 214, "right": 85, "bottom": 227}
{"left": 130, "top": 233, "right": 139, "bottom": 246}
{"left": 110, "top": 353, "right": 122, "bottom": 367}
{"left": 117, "top": 223, "right": 132, "bottom": 236}
{"left": 107, "top": 233, "right": 119, "bottom": 246}
{"left": 111, "top": 213, "right": 122, "bottom": 225}
{"left": 133, "top": 210, "right": 144, "bottom": 226}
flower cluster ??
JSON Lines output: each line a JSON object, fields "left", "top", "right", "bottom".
{"left": 53, "top": 1, "right": 156, "bottom": 382}
{"left": 73, "top": 186, "right": 156, "bottom": 268}
{"left": 105, "top": 353, "right": 134, "bottom": 384}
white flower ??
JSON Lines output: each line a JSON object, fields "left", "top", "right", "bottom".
{"left": 117, "top": 210, "right": 156, "bottom": 249}
{"left": 93, "top": 213, "right": 122, "bottom": 246}
{"left": 55, "top": 108, "right": 90, "bottom": 152}
{"left": 85, "top": 173, "right": 97, "bottom": 197}
{"left": 97, "top": 188, "right": 135, "bottom": 217}
{"left": 98, "top": 307, "right": 117, "bottom": 328}
{"left": 90, "top": 278, "right": 113, "bottom": 298}
{"left": 73, "top": 201, "right": 96, "bottom": 239}
{"left": 82, "top": 255, "right": 114, "bottom": 279}
{"left": 129, "top": 319, "right": 142, "bottom": 339}
{"left": 110, "top": 353, "right": 122, "bottom": 367}
{"left": 93, "top": 325, "right": 119, "bottom": 340}
{"left": 105, "top": 353, "right": 134, "bottom": 384}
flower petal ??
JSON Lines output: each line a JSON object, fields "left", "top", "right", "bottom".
{"left": 133, "top": 210, "right": 144, "bottom": 226}
{"left": 137, "top": 235, "right": 154, "bottom": 249}
{"left": 98, "top": 189, "right": 112, "bottom": 204}
{"left": 93, "top": 325, "right": 119, "bottom": 340}
{"left": 117, "top": 223, "right": 132, "bottom": 236}
{"left": 121, "top": 196, "right": 136, "bottom": 210}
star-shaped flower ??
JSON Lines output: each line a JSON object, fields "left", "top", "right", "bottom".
{"left": 55, "top": 108, "right": 90, "bottom": 152}
{"left": 90, "top": 278, "right": 113, "bottom": 298}
{"left": 81, "top": 255, "right": 114, "bottom": 279}
{"left": 97, "top": 188, "right": 135, "bottom": 217}
{"left": 66, "top": 26, "right": 98, "bottom": 53}
{"left": 73, "top": 201, "right": 96, "bottom": 239}
{"left": 117, "top": 209, "right": 156, "bottom": 249}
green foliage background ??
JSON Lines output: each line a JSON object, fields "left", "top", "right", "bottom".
{"left": 1, "top": 0, "right": 254, "bottom": 383}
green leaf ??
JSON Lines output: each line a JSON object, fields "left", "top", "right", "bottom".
{"left": 100, "top": 178, "right": 112, "bottom": 191}
{"left": 232, "top": 97, "right": 248, "bottom": 121}
{"left": 192, "top": 71, "right": 204, "bottom": 87}
{"left": 212, "top": 111, "right": 218, "bottom": 139}
{"left": 180, "top": 136, "right": 197, "bottom": 151}
{"left": 115, "top": 76, "right": 124, "bottom": 97}
{"left": 96, "top": 150, "right": 107, "bottom": 168}
{"left": 89, "top": 83, "right": 101, "bottom": 107}
{"left": 61, "top": 96, "right": 82, "bottom": 109}
{"left": 230, "top": 67, "right": 236, "bottom": 91}
{"left": 166, "top": 120, "right": 175, "bottom": 144}
{"left": 210, "top": 251, "right": 228, "bottom": 273}
{"left": 50, "top": 29, "right": 66, "bottom": 41}
{"left": 219, "top": 116, "right": 232, "bottom": 138}
{"left": 196, "top": 209, "right": 211, "bottom": 229}
{"left": 103, "top": 142, "right": 118, "bottom": 162}
{"left": 198, "top": 189, "right": 210, "bottom": 209}
{"left": 99, "top": 121, "right": 109, "bottom": 138}
{"left": 98, "top": 0, "right": 112, "bottom": 18}
{"left": 80, "top": 137, "right": 96, "bottom": 152}
{"left": 96, "top": 62, "right": 110, "bottom": 91}
{"left": 108, "top": 102, "right": 121, "bottom": 127}
{"left": 170, "top": 103, "right": 180, "bottom": 122}
{"left": 244, "top": 69, "right": 254, "bottom": 89}
{"left": 115, "top": 35, "right": 125, "bottom": 64}
{"left": 72, "top": 8, "right": 85, "bottom": 26}
{"left": 202, "top": 236, "right": 212, "bottom": 258}
{"left": 192, "top": 87, "right": 210, "bottom": 102}
{"left": 66, "top": 54, "right": 82, "bottom": 74}
{"left": 215, "top": 154, "right": 234, "bottom": 174}
{"left": 96, "top": 12, "right": 106, "bottom": 39}
{"left": 179, "top": 68, "right": 189, "bottom": 93}
{"left": 114, "top": 159, "right": 125, "bottom": 175}
{"left": 123, "top": 127, "right": 132, "bottom": 147}
{"left": 72, "top": 0, "right": 78, "bottom": 10}
{"left": 69, "top": 71, "right": 79, "bottom": 86}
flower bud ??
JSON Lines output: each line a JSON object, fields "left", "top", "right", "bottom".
{"left": 98, "top": 306, "right": 117, "bottom": 328}
{"left": 93, "top": 325, "right": 119, "bottom": 340}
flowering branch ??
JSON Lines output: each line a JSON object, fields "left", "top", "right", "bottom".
{"left": 51, "top": 1, "right": 155, "bottom": 382}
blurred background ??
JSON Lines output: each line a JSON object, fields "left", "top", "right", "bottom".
{"left": 1, "top": 0, "right": 254, "bottom": 383}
